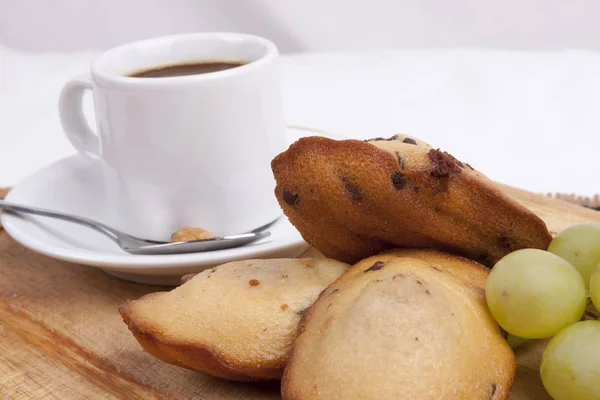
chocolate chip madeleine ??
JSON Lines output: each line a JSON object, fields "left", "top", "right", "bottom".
{"left": 281, "top": 249, "right": 516, "bottom": 400}
{"left": 271, "top": 135, "right": 552, "bottom": 266}
{"left": 119, "top": 258, "right": 349, "bottom": 381}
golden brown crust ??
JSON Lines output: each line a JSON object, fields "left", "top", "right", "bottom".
{"left": 119, "top": 299, "right": 282, "bottom": 381}
{"left": 272, "top": 135, "right": 552, "bottom": 266}
{"left": 282, "top": 249, "right": 516, "bottom": 400}
{"left": 171, "top": 227, "right": 215, "bottom": 242}
{"left": 119, "top": 258, "right": 349, "bottom": 382}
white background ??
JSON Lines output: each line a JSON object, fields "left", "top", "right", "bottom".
{"left": 1, "top": 0, "right": 599, "bottom": 197}
{"left": 3, "top": 0, "right": 600, "bottom": 52}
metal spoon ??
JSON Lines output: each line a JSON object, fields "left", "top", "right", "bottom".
{"left": 0, "top": 199, "right": 272, "bottom": 255}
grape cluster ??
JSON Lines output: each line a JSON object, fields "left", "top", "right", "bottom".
{"left": 485, "top": 223, "right": 600, "bottom": 400}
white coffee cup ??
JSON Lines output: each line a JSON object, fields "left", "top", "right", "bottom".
{"left": 59, "top": 33, "right": 285, "bottom": 241}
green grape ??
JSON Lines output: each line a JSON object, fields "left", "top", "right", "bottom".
{"left": 548, "top": 223, "right": 600, "bottom": 290}
{"left": 590, "top": 263, "right": 600, "bottom": 311}
{"left": 486, "top": 249, "right": 586, "bottom": 339}
{"left": 541, "top": 321, "right": 600, "bottom": 400}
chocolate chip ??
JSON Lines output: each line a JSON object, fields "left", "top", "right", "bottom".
{"left": 429, "top": 149, "right": 462, "bottom": 178}
{"left": 366, "top": 134, "right": 404, "bottom": 142}
{"left": 249, "top": 279, "right": 260, "bottom": 287}
{"left": 490, "top": 383, "right": 497, "bottom": 398}
{"left": 340, "top": 175, "right": 363, "bottom": 202}
{"left": 391, "top": 171, "right": 406, "bottom": 190}
{"left": 365, "top": 261, "right": 384, "bottom": 272}
{"left": 498, "top": 235, "right": 511, "bottom": 249}
{"left": 282, "top": 189, "right": 299, "bottom": 206}
{"left": 395, "top": 152, "right": 405, "bottom": 169}
{"left": 402, "top": 138, "right": 417, "bottom": 145}
{"left": 415, "top": 337, "right": 419, "bottom": 341}
{"left": 447, "top": 153, "right": 465, "bottom": 168}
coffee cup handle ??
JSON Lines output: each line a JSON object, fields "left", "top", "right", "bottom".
{"left": 59, "top": 74, "right": 100, "bottom": 160}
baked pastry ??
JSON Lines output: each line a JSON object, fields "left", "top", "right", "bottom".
{"left": 281, "top": 249, "right": 516, "bottom": 400}
{"left": 171, "top": 227, "right": 215, "bottom": 242}
{"left": 271, "top": 134, "right": 552, "bottom": 266}
{"left": 118, "top": 258, "right": 349, "bottom": 381}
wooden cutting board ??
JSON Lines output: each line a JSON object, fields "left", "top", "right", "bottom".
{"left": 1, "top": 184, "right": 598, "bottom": 400}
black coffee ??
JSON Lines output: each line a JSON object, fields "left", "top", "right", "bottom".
{"left": 129, "top": 61, "right": 246, "bottom": 78}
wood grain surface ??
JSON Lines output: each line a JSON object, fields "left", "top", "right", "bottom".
{"left": 0, "top": 184, "right": 599, "bottom": 400}
{"left": 0, "top": 188, "right": 9, "bottom": 229}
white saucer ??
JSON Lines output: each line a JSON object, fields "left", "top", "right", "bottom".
{"left": 0, "top": 128, "right": 328, "bottom": 286}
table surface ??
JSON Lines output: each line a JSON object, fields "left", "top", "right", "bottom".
{"left": 1, "top": 184, "right": 599, "bottom": 399}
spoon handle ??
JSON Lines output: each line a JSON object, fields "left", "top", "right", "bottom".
{"left": 0, "top": 199, "right": 123, "bottom": 244}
